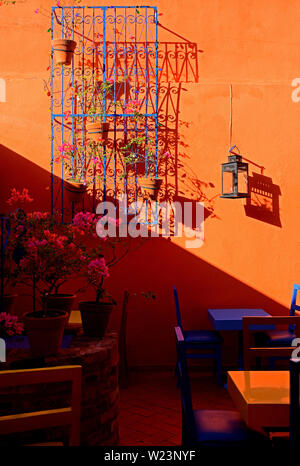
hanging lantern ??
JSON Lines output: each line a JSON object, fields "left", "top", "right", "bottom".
{"left": 220, "top": 147, "right": 249, "bottom": 199}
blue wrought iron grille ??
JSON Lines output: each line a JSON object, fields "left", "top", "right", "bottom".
{"left": 50, "top": 5, "right": 158, "bottom": 222}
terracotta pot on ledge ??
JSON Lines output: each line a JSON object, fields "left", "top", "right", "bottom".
{"left": 79, "top": 301, "right": 114, "bottom": 338}
{"left": 23, "top": 310, "right": 68, "bottom": 357}
{"left": 65, "top": 179, "right": 86, "bottom": 204}
{"left": 52, "top": 38, "right": 77, "bottom": 66}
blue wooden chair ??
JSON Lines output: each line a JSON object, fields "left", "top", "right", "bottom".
{"left": 174, "top": 326, "right": 270, "bottom": 447}
{"left": 254, "top": 284, "right": 300, "bottom": 368}
{"left": 173, "top": 285, "right": 222, "bottom": 386}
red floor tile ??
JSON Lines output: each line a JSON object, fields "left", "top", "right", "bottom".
{"left": 119, "top": 370, "right": 234, "bottom": 446}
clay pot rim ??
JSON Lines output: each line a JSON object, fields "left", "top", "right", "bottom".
{"left": 0, "top": 294, "right": 18, "bottom": 298}
{"left": 79, "top": 301, "right": 115, "bottom": 306}
{"left": 46, "top": 293, "right": 76, "bottom": 298}
{"left": 52, "top": 38, "right": 77, "bottom": 46}
{"left": 24, "top": 310, "right": 67, "bottom": 320}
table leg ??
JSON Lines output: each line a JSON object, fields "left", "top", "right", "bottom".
{"left": 238, "top": 330, "right": 244, "bottom": 370}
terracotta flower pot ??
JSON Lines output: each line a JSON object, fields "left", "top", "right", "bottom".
{"left": 23, "top": 310, "right": 67, "bottom": 357}
{"left": 52, "top": 38, "right": 77, "bottom": 66}
{"left": 79, "top": 301, "right": 114, "bottom": 338}
{"left": 139, "top": 177, "right": 163, "bottom": 200}
{"left": 44, "top": 294, "right": 76, "bottom": 324}
{"left": 65, "top": 179, "right": 86, "bottom": 204}
{"left": 86, "top": 122, "right": 110, "bottom": 144}
{"left": 0, "top": 294, "right": 17, "bottom": 314}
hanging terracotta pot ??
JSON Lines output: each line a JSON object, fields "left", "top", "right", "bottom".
{"left": 23, "top": 310, "right": 67, "bottom": 357}
{"left": 44, "top": 294, "right": 76, "bottom": 324}
{"left": 79, "top": 301, "right": 114, "bottom": 338}
{"left": 52, "top": 38, "right": 77, "bottom": 66}
{"left": 86, "top": 121, "right": 110, "bottom": 144}
{"left": 0, "top": 294, "right": 17, "bottom": 314}
{"left": 139, "top": 177, "right": 163, "bottom": 201}
{"left": 65, "top": 179, "right": 86, "bottom": 204}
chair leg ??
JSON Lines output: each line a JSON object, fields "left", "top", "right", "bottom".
{"left": 269, "top": 357, "right": 276, "bottom": 370}
{"left": 216, "top": 344, "right": 222, "bottom": 387}
{"left": 255, "top": 357, "right": 262, "bottom": 369}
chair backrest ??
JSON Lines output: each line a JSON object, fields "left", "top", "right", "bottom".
{"left": 290, "top": 284, "right": 300, "bottom": 315}
{"left": 173, "top": 286, "right": 183, "bottom": 329}
{"left": 290, "top": 358, "right": 300, "bottom": 447}
{"left": 0, "top": 365, "right": 82, "bottom": 446}
{"left": 289, "top": 284, "right": 300, "bottom": 332}
{"left": 174, "top": 326, "right": 196, "bottom": 445}
{"left": 243, "top": 316, "right": 300, "bottom": 370}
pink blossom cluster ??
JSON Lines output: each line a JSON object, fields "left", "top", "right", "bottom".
{"left": 72, "top": 211, "right": 97, "bottom": 236}
{"left": 27, "top": 211, "right": 50, "bottom": 220}
{"left": 87, "top": 257, "right": 109, "bottom": 285}
{"left": 55, "top": 142, "right": 74, "bottom": 163}
{"left": 125, "top": 99, "right": 141, "bottom": 114}
{"left": 7, "top": 188, "right": 33, "bottom": 206}
{"left": 0, "top": 312, "right": 23, "bottom": 338}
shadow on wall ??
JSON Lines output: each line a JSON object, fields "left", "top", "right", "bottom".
{"left": 0, "top": 144, "right": 288, "bottom": 367}
{"left": 0, "top": 144, "right": 52, "bottom": 213}
{"left": 108, "top": 236, "right": 289, "bottom": 367}
{"left": 244, "top": 172, "right": 282, "bottom": 227}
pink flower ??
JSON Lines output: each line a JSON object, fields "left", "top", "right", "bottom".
{"left": 64, "top": 110, "right": 71, "bottom": 121}
{"left": 7, "top": 188, "right": 33, "bottom": 206}
{"left": 34, "top": 8, "right": 39, "bottom": 14}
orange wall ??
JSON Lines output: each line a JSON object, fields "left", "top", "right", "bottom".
{"left": 1, "top": 0, "right": 300, "bottom": 367}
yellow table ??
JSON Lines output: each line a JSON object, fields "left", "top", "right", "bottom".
{"left": 68, "top": 310, "right": 82, "bottom": 325}
{"left": 227, "top": 371, "right": 290, "bottom": 432}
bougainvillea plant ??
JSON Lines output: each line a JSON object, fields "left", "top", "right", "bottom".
{"left": 0, "top": 313, "right": 23, "bottom": 338}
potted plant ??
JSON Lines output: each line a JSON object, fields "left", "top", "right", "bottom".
{"left": 0, "top": 216, "right": 17, "bottom": 314}
{"left": 52, "top": 38, "right": 77, "bottom": 66}
{"left": 74, "top": 76, "right": 124, "bottom": 143}
{"left": 9, "top": 201, "right": 82, "bottom": 356}
{"left": 0, "top": 189, "right": 34, "bottom": 314}
{"left": 72, "top": 211, "right": 127, "bottom": 338}
{"left": 56, "top": 141, "right": 87, "bottom": 204}
{"left": 78, "top": 256, "right": 114, "bottom": 338}
{"left": 121, "top": 135, "right": 165, "bottom": 200}
{"left": 0, "top": 312, "right": 24, "bottom": 346}
{"left": 52, "top": 15, "right": 77, "bottom": 66}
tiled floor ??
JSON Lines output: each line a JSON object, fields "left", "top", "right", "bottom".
{"left": 119, "top": 370, "right": 235, "bottom": 446}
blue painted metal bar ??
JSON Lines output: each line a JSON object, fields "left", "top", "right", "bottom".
{"left": 113, "top": 7, "right": 117, "bottom": 206}
{"left": 92, "top": 7, "right": 96, "bottom": 212}
{"left": 134, "top": 7, "right": 137, "bottom": 214}
{"left": 102, "top": 7, "right": 107, "bottom": 202}
{"left": 50, "top": 8, "right": 54, "bottom": 215}
{"left": 123, "top": 7, "right": 128, "bottom": 211}
{"left": 81, "top": 6, "right": 85, "bottom": 188}
{"left": 50, "top": 6, "right": 159, "bottom": 224}
{"left": 61, "top": 6, "right": 64, "bottom": 222}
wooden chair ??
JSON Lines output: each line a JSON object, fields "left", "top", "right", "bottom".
{"left": 243, "top": 316, "right": 300, "bottom": 370}
{"left": 119, "top": 290, "right": 129, "bottom": 389}
{"left": 174, "top": 326, "right": 270, "bottom": 447}
{"left": 0, "top": 365, "right": 82, "bottom": 446}
{"left": 290, "top": 358, "right": 300, "bottom": 447}
{"left": 254, "top": 284, "right": 300, "bottom": 349}
{"left": 173, "top": 286, "right": 223, "bottom": 385}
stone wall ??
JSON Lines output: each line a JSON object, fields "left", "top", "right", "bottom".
{"left": 0, "top": 333, "right": 119, "bottom": 446}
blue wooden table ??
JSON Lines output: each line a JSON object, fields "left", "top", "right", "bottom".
{"left": 208, "top": 308, "right": 272, "bottom": 369}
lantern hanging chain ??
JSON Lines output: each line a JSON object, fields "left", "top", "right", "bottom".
{"left": 229, "top": 83, "right": 233, "bottom": 148}
{"left": 228, "top": 83, "right": 265, "bottom": 175}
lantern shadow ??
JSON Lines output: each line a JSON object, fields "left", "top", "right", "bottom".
{"left": 244, "top": 172, "right": 281, "bottom": 227}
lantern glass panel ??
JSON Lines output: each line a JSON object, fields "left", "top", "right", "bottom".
{"left": 237, "top": 166, "right": 248, "bottom": 194}
{"left": 223, "top": 170, "right": 234, "bottom": 195}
